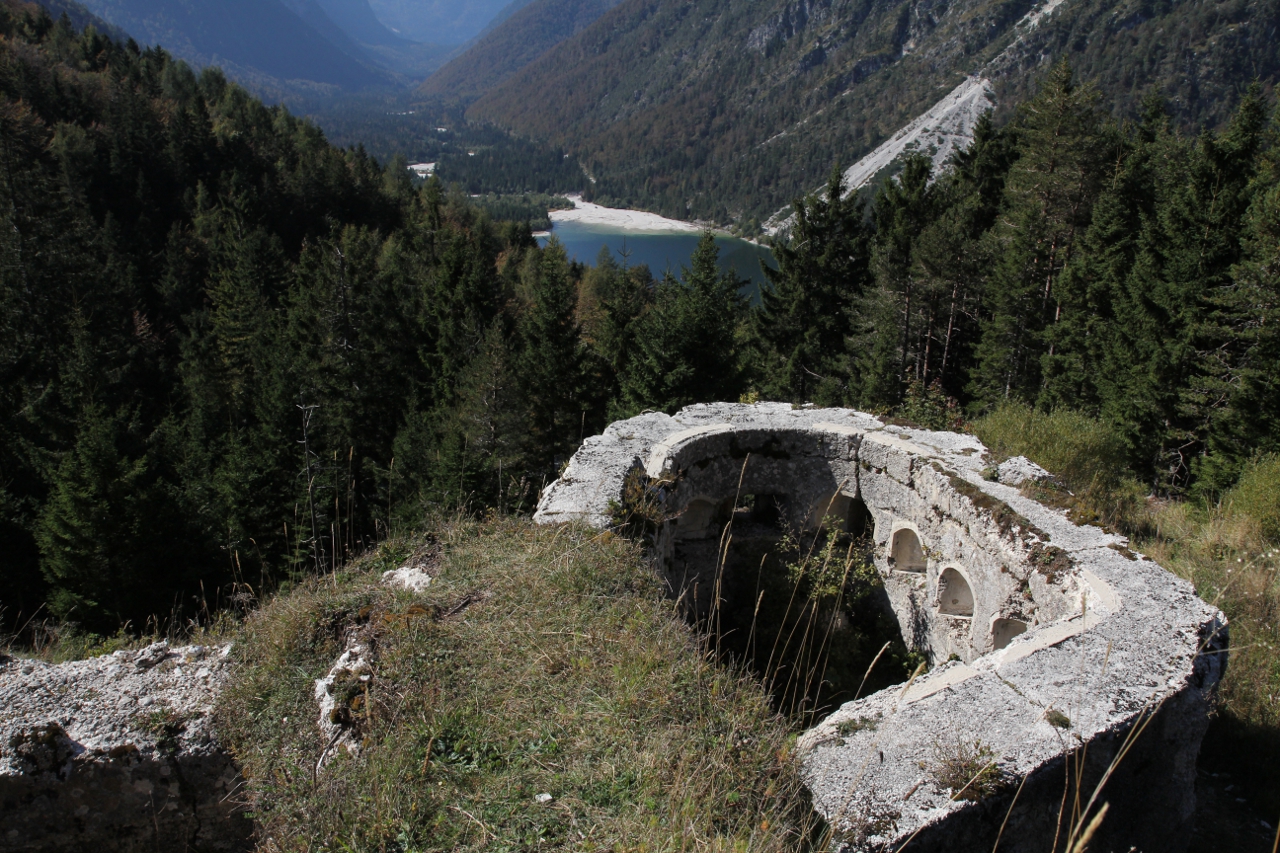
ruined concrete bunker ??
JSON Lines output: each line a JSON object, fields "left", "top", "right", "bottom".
{"left": 535, "top": 403, "right": 1226, "bottom": 852}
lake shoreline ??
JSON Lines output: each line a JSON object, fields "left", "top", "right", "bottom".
{"left": 546, "top": 194, "right": 711, "bottom": 235}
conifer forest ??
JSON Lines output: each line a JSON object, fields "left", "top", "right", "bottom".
{"left": 0, "top": 0, "right": 1277, "bottom": 662}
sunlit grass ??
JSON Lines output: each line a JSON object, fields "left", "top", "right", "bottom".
{"left": 218, "top": 518, "right": 819, "bottom": 852}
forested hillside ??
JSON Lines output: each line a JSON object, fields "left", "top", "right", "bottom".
{"left": 0, "top": 1, "right": 746, "bottom": 635}
{"left": 417, "top": 0, "right": 623, "bottom": 102}
{"left": 753, "top": 64, "right": 1280, "bottom": 501}
{"left": 62, "top": 0, "right": 398, "bottom": 92}
{"left": 461, "top": 0, "right": 1280, "bottom": 228}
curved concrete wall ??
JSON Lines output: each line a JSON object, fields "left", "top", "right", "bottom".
{"left": 535, "top": 403, "right": 1226, "bottom": 852}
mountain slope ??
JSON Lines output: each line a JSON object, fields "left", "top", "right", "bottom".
{"left": 367, "top": 0, "right": 516, "bottom": 44}
{"left": 314, "top": 0, "right": 407, "bottom": 46}
{"left": 464, "top": 0, "right": 1280, "bottom": 228}
{"left": 417, "top": 0, "right": 623, "bottom": 101}
{"left": 74, "top": 0, "right": 393, "bottom": 91}
{"left": 30, "top": 0, "right": 131, "bottom": 40}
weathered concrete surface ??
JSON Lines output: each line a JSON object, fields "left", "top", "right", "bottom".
{"left": 0, "top": 642, "right": 251, "bottom": 852}
{"left": 535, "top": 403, "right": 1227, "bottom": 852}
{"left": 0, "top": 555, "right": 446, "bottom": 851}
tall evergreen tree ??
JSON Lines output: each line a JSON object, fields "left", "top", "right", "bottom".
{"left": 970, "top": 61, "right": 1107, "bottom": 406}
{"left": 514, "top": 238, "right": 587, "bottom": 474}
{"left": 910, "top": 113, "right": 1016, "bottom": 400}
{"left": 855, "top": 155, "right": 937, "bottom": 408}
{"left": 753, "top": 169, "right": 870, "bottom": 404}
{"left": 619, "top": 233, "right": 748, "bottom": 413}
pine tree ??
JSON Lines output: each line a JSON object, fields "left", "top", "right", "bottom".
{"left": 855, "top": 155, "right": 936, "bottom": 408}
{"left": 970, "top": 61, "right": 1107, "bottom": 407}
{"left": 619, "top": 233, "right": 747, "bottom": 413}
{"left": 1093, "top": 91, "right": 1265, "bottom": 486}
{"left": 1191, "top": 101, "right": 1279, "bottom": 492}
{"left": 753, "top": 168, "right": 870, "bottom": 404}
{"left": 910, "top": 113, "right": 1016, "bottom": 400}
{"left": 514, "top": 238, "right": 588, "bottom": 474}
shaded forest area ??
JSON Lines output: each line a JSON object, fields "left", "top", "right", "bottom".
{"left": 300, "top": 95, "right": 586, "bottom": 196}
{"left": 0, "top": 2, "right": 742, "bottom": 634}
{"left": 1, "top": 1, "right": 1277, "bottom": 660}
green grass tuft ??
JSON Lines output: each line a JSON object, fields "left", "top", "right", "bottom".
{"left": 218, "top": 518, "right": 819, "bottom": 851}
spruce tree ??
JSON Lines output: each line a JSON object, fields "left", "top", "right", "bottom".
{"left": 970, "top": 61, "right": 1106, "bottom": 407}
{"left": 753, "top": 168, "right": 869, "bottom": 404}
{"left": 619, "top": 233, "right": 748, "bottom": 413}
{"left": 514, "top": 239, "right": 587, "bottom": 474}
{"left": 855, "top": 155, "right": 936, "bottom": 409}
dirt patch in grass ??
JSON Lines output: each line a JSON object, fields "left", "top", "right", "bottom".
{"left": 218, "top": 519, "right": 819, "bottom": 851}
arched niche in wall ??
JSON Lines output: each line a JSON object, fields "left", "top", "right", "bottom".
{"left": 807, "top": 492, "right": 851, "bottom": 531}
{"left": 846, "top": 497, "right": 874, "bottom": 539}
{"left": 889, "top": 526, "right": 927, "bottom": 572}
{"left": 805, "top": 493, "right": 874, "bottom": 538}
{"left": 937, "top": 567, "right": 974, "bottom": 618}
{"left": 991, "top": 617, "right": 1028, "bottom": 650}
{"left": 676, "top": 497, "right": 729, "bottom": 540}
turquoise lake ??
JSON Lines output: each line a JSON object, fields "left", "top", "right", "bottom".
{"left": 537, "top": 220, "right": 777, "bottom": 301}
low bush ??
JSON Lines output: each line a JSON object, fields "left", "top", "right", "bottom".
{"left": 972, "top": 402, "right": 1149, "bottom": 533}
{"left": 1224, "top": 454, "right": 1280, "bottom": 543}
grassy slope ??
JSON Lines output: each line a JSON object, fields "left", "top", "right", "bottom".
{"left": 974, "top": 405, "right": 1280, "bottom": 850}
{"left": 219, "top": 518, "right": 817, "bottom": 851}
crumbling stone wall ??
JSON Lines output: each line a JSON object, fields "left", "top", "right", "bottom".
{"left": 0, "top": 642, "right": 251, "bottom": 853}
{"left": 535, "top": 403, "right": 1226, "bottom": 852}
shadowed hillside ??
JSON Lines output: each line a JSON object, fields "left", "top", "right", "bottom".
{"left": 459, "top": 0, "right": 1280, "bottom": 227}
{"left": 417, "top": 0, "right": 623, "bottom": 102}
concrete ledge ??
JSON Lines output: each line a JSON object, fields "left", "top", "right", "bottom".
{"left": 0, "top": 643, "right": 251, "bottom": 852}
{"left": 534, "top": 403, "right": 1226, "bottom": 852}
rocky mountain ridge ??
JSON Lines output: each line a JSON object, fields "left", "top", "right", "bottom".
{"left": 448, "top": 0, "right": 1280, "bottom": 228}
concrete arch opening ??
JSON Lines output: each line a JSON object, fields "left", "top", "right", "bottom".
{"left": 937, "top": 567, "right": 974, "bottom": 617}
{"left": 991, "top": 617, "right": 1028, "bottom": 650}
{"left": 846, "top": 496, "right": 873, "bottom": 539}
{"left": 890, "top": 527, "right": 926, "bottom": 572}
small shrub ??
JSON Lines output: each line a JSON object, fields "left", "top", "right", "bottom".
{"left": 1045, "top": 708, "right": 1071, "bottom": 729}
{"left": 607, "top": 466, "right": 672, "bottom": 543}
{"left": 836, "top": 714, "right": 882, "bottom": 736}
{"left": 1224, "top": 454, "right": 1280, "bottom": 543}
{"left": 973, "top": 402, "right": 1126, "bottom": 492}
{"left": 930, "top": 738, "right": 1006, "bottom": 801}
{"left": 890, "top": 379, "right": 966, "bottom": 432}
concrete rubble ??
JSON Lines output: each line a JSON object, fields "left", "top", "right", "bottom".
{"left": 0, "top": 641, "right": 250, "bottom": 852}
{"left": 536, "top": 403, "right": 1227, "bottom": 853}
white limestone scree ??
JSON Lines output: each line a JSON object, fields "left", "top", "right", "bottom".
{"left": 535, "top": 403, "right": 1227, "bottom": 852}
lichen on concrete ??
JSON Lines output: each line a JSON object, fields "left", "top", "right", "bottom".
{"left": 535, "top": 403, "right": 1226, "bottom": 852}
